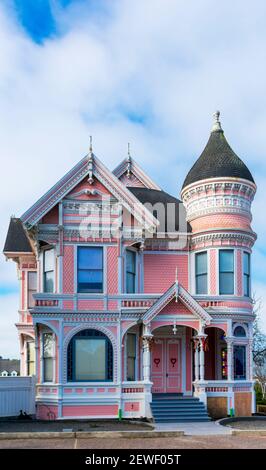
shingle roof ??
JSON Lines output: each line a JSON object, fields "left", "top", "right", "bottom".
{"left": 182, "top": 127, "right": 255, "bottom": 189}
{"left": 128, "top": 187, "right": 192, "bottom": 233}
{"left": 3, "top": 218, "right": 33, "bottom": 253}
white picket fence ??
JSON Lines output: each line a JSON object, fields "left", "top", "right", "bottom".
{"left": 0, "top": 376, "right": 36, "bottom": 417}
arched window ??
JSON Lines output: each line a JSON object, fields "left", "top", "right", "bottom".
{"left": 67, "top": 329, "right": 113, "bottom": 382}
{"left": 234, "top": 326, "right": 246, "bottom": 337}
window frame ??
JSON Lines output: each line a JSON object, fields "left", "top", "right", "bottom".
{"left": 43, "top": 248, "right": 55, "bottom": 293}
{"left": 77, "top": 246, "right": 104, "bottom": 294}
{"left": 27, "top": 271, "right": 37, "bottom": 309}
{"left": 243, "top": 251, "right": 251, "bottom": 297}
{"left": 125, "top": 249, "right": 137, "bottom": 294}
{"left": 233, "top": 344, "right": 247, "bottom": 380}
{"left": 219, "top": 249, "right": 235, "bottom": 295}
{"left": 195, "top": 251, "right": 208, "bottom": 295}
{"left": 26, "top": 341, "right": 35, "bottom": 376}
{"left": 42, "top": 332, "right": 55, "bottom": 383}
{"left": 126, "top": 333, "right": 137, "bottom": 381}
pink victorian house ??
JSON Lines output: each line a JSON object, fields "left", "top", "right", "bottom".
{"left": 3, "top": 113, "right": 256, "bottom": 422}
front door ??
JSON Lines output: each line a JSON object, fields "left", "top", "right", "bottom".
{"left": 151, "top": 338, "right": 181, "bottom": 393}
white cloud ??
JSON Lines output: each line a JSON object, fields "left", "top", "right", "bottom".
{"left": 1, "top": 0, "right": 266, "bottom": 356}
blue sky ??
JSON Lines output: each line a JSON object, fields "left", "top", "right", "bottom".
{"left": 1, "top": 0, "right": 266, "bottom": 357}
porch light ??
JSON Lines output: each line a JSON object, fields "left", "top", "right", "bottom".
{"left": 173, "top": 320, "right": 177, "bottom": 335}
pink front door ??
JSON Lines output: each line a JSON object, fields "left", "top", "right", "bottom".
{"left": 151, "top": 338, "right": 182, "bottom": 393}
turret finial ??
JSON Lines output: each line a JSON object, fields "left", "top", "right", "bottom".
{"left": 127, "top": 142, "right": 132, "bottom": 177}
{"left": 87, "top": 135, "right": 94, "bottom": 184}
{"left": 211, "top": 110, "right": 223, "bottom": 132}
{"left": 89, "top": 135, "right": 93, "bottom": 155}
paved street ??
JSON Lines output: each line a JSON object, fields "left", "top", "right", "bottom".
{"left": 0, "top": 435, "right": 266, "bottom": 449}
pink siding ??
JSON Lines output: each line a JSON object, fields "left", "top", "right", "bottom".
{"left": 191, "top": 213, "right": 251, "bottom": 232}
{"left": 42, "top": 204, "right": 59, "bottom": 224}
{"left": 124, "top": 402, "right": 140, "bottom": 411}
{"left": 67, "top": 176, "right": 112, "bottom": 198}
{"left": 63, "top": 245, "right": 74, "bottom": 293}
{"left": 160, "top": 299, "right": 192, "bottom": 315}
{"left": 107, "top": 246, "right": 118, "bottom": 294}
{"left": 63, "top": 300, "right": 74, "bottom": 310}
{"left": 78, "top": 300, "right": 104, "bottom": 310}
{"left": 62, "top": 405, "right": 118, "bottom": 417}
{"left": 107, "top": 300, "right": 118, "bottom": 310}
{"left": 210, "top": 249, "right": 217, "bottom": 295}
{"left": 144, "top": 254, "right": 188, "bottom": 292}
{"left": 119, "top": 173, "right": 146, "bottom": 188}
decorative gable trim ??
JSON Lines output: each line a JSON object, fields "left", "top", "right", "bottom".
{"left": 21, "top": 154, "right": 158, "bottom": 230}
{"left": 143, "top": 282, "right": 211, "bottom": 325}
{"left": 113, "top": 157, "right": 161, "bottom": 190}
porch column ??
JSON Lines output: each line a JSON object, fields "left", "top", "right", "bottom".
{"left": 142, "top": 323, "right": 153, "bottom": 383}
{"left": 198, "top": 335, "right": 207, "bottom": 382}
{"left": 193, "top": 338, "right": 199, "bottom": 381}
{"left": 225, "top": 337, "right": 233, "bottom": 381}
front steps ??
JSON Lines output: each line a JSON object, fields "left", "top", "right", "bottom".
{"left": 151, "top": 393, "right": 211, "bottom": 423}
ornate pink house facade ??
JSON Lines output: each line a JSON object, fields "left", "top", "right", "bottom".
{"left": 4, "top": 113, "right": 256, "bottom": 421}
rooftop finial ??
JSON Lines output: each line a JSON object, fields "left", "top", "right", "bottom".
{"left": 89, "top": 135, "right": 93, "bottom": 155}
{"left": 127, "top": 142, "right": 132, "bottom": 177}
{"left": 211, "top": 110, "right": 223, "bottom": 132}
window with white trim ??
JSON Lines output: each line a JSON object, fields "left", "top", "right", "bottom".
{"left": 126, "top": 250, "right": 136, "bottom": 293}
{"left": 28, "top": 272, "right": 37, "bottom": 308}
{"left": 77, "top": 247, "right": 103, "bottom": 293}
{"left": 127, "top": 333, "right": 136, "bottom": 381}
{"left": 43, "top": 333, "right": 54, "bottom": 382}
{"left": 234, "top": 345, "right": 246, "bottom": 380}
{"left": 43, "top": 249, "right": 55, "bottom": 293}
{"left": 27, "top": 341, "right": 35, "bottom": 376}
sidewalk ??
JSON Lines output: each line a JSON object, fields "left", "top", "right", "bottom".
{"left": 155, "top": 421, "right": 232, "bottom": 435}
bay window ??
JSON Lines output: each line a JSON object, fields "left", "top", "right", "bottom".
{"left": 77, "top": 246, "right": 103, "bottom": 293}
{"left": 219, "top": 250, "right": 234, "bottom": 295}
{"left": 195, "top": 251, "right": 207, "bottom": 294}
{"left": 43, "top": 333, "right": 54, "bottom": 382}
{"left": 28, "top": 271, "right": 37, "bottom": 308}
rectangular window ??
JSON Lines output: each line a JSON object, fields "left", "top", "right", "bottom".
{"left": 127, "top": 333, "right": 136, "bottom": 381}
{"left": 75, "top": 338, "right": 106, "bottom": 381}
{"left": 43, "top": 249, "right": 54, "bottom": 293}
{"left": 234, "top": 345, "right": 246, "bottom": 380}
{"left": 43, "top": 333, "right": 54, "bottom": 382}
{"left": 126, "top": 250, "right": 136, "bottom": 293}
{"left": 28, "top": 272, "right": 37, "bottom": 308}
{"left": 243, "top": 252, "right": 250, "bottom": 297}
{"left": 77, "top": 247, "right": 103, "bottom": 293}
{"left": 195, "top": 252, "right": 207, "bottom": 294}
{"left": 219, "top": 250, "right": 234, "bottom": 295}
{"left": 27, "top": 341, "right": 35, "bottom": 376}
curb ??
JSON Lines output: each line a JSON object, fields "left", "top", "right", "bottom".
{"left": 0, "top": 430, "right": 184, "bottom": 440}
{"left": 232, "top": 430, "right": 266, "bottom": 436}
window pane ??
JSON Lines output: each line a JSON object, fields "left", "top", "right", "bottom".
{"left": 220, "top": 250, "right": 234, "bottom": 272}
{"left": 127, "top": 334, "right": 136, "bottom": 357}
{"left": 75, "top": 339, "right": 106, "bottom": 381}
{"left": 78, "top": 247, "right": 103, "bottom": 270}
{"left": 219, "top": 272, "right": 234, "bottom": 295}
{"left": 126, "top": 272, "right": 135, "bottom": 293}
{"left": 44, "top": 249, "right": 54, "bottom": 272}
{"left": 78, "top": 270, "right": 103, "bottom": 292}
{"left": 126, "top": 251, "right": 136, "bottom": 274}
{"left": 43, "top": 333, "right": 53, "bottom": 358}
{"left": 244, "top": 274, "right": 250, "bottom": 297}
{"left": 196, "top": 274, "right": 207, "bottom": 294}
{"left": 234, "top": 345, "right": 246, "bottom": 379}
{"left": 196, "top": 252, "right": 207, "bottom": 275}
{"left": 243, "top": 252, "right": 250, "bottom": 275}
{"left": 234, "top": 326, "right": 246, "bottom": 337}
{"left": 28, "top": 272, "right": 37, "bottom": 290}
{"left": 44, "top": 271, "right": 54, "bottom": 293}
{"left": 127, "top": 357, "right": 135, "bottom": 381}
{"left": 44, "top": 357, "right": 53, "bottom": 382}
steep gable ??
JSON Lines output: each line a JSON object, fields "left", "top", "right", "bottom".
{"left": 113, "top": 156, "right": 161, "bottom": 190}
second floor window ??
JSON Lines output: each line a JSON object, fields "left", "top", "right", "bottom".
{"left": 126, "top": 250, "right": 136, "bottom": 293}
{"left": 28, "top": 271, "right": 37, "bottom": 308}
{"left": 195, "top": 252, "right": 207, "bottom": 294}
{"left": 77, "top": 247, "right": 103, "bottom": 293}
{"left": 219, "top": 250, "right": 234, "bottom": 295}
{"left": 243, "top": 252, "right": 250, "bottom": 297}
{"left": 43, "top": 249, "right": 54, "bottom": 293}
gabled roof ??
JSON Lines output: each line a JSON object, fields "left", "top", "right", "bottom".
{"left": 113, "top": 156, "right": 161, "bottom": 190}
{"left": 182, "top": 112, "right": 255, "bottom": 189}
{"left": 128, "top": 187, "right": 192, "bottom": 232}
{"left": 143, "top": 282, "right": 211, "bottom": 325}
{"left": 3, "top": 218, "right": 33, "bottom": 254}
{"left": 21, "top": 153, "right": 158, "bottom": 230}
